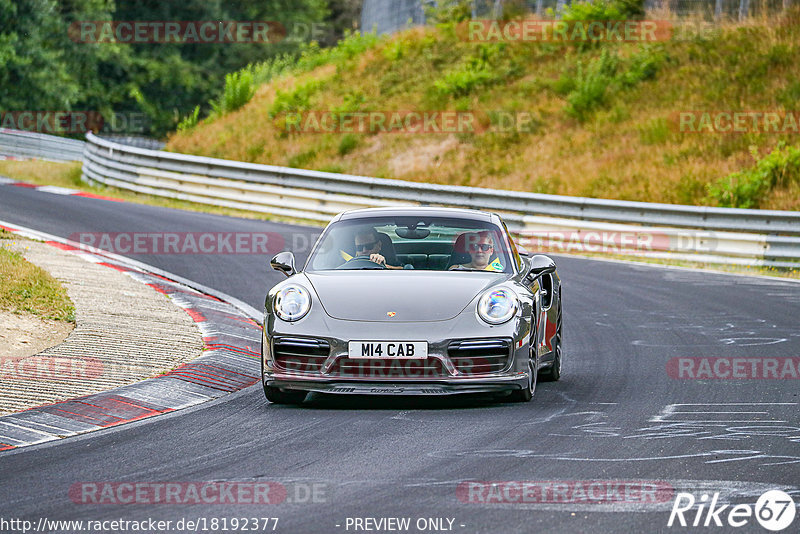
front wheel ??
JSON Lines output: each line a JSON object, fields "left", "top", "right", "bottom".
{"left": 539, "top": 308, "right": 562, "bottom": 382}
{"left": 508, "top": 351, "right": 536, "bottom": 403}
{"left": 264, "top": 385, "right": 307, "bottom": 405}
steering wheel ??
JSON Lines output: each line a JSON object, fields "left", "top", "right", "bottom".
{"left": 336, "top": 256, "right": 387, "bottom": 270}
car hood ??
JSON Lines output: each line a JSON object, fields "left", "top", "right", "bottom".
{"left": 305, "top": 271, "right": 507, "bottom": 322}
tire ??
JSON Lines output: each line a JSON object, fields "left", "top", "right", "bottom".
{"left": 508, "top": 350, "right": 536, "bottom": 403}
{"left": 539, "top": 307, "right": 562, "bottom": 382}
{"left": 263, "top": 385, "right": 307, "bottom": 405}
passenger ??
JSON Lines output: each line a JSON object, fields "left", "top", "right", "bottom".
{"left": 450, "top": 231, "right": 503, "bottom": 271}
{"left": 352, "top": 228, "right": 403, "bottom": 269}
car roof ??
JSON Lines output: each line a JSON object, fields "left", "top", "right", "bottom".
{"left": 337, "top": 206, "right": 496, "bottom": 222}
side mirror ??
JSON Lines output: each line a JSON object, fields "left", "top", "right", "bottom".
{"left": 525, "top": 254, "right": 556, "bottom": 283}
{"left": 270, "top": 251, "right": 296, "bottom": 277}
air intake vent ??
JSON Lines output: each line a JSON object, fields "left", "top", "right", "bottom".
{"left": 448, "top": 339, "right": 511, "bottom": 375}
{"left": 273, "top": 337, "right": 330, "bottom": 373}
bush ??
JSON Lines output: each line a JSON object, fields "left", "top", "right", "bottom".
{"left": 294, "top": 30, "right": 381, "bottom": 72}
{"left": 334, "top": 30, "right": 381, "bottom": 61}
{"left": 778, "top": 81, "right": 800, "bottom": 108}
{"left": 433, "top": 43, "right": 505, "bottom": 97}
{"left": 288, "top": 149, "right": 317, "bottom": 168}
{"left": 708, "top": 143, "right": 800, "bottom": 208}
{"left": 561, "top": 0, "right": 645, "bottom": 20}
{"left": 424, "top": 0, "right": 473, "bottom": 23}
{"left": 198, "top": 30, "right": 379, "bottom": 130}
{"left": 561, "top": 0, "right": 624, "bottom": 20}
{"left": 559, "top": 0, "right": 646, "bottom": 51}
{"left": 269, "top": 79, "right": 324, "bottom": 117}
{"left": 612, "top": 0, "right": 646, "bottom": 19}
{"left": 209, "top": 70, "right": 255, "bottom": 117}
{"left": 177, "top": 105, "right": 200, "bottom": 132}
{"left": 338, "top": 134, "right": 359, "bottom": 155}
{"left": 251, "top": 54, "right": 297, "bottom": 86}
{"left": 622, "top": 45, "right": 665, "bottom": 86}
{"left": 564, "top": 49, "right": 618, "bottom": 120}
{"left": 334, "top": 91, "right": 367, "bottom": 114}
{"left": 562, "top": 46, "right": 665, "bottom": 120}
{"left": 383, "top": 39, "right": 405, "bottom": 61}
{"left": 435, "top": 68, "right": 496, "bottom": 97}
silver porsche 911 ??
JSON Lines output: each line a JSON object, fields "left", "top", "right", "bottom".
{"left": 261, "top": 207, "right": 562, "bottom": 404}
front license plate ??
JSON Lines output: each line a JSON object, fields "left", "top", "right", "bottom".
{"left": 348, "top": 341, "right": 428, "bottom": 359}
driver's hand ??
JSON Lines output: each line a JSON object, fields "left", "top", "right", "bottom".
{"left": 369, "top": 253, "right": 386, "bottom": 265}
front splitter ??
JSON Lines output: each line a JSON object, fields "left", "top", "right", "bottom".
{"left": 264, "top": 375, "right": 528, "bottom": 396}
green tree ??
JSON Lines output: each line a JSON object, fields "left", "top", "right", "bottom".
{"left": 111, "top": 0, "right": 329, "bottom": 134}
{"left": 0, "top": 0, "right": 79, "bottom": 110}
{"left": 1, "top": 0, "right": 342, "bottom": 137}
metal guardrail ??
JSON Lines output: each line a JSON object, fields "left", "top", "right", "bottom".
{"left": 0, "top": 129, "right": 85, "bottom": 162}
{"left": 97, "top": 135, "right": 165, "bottom": 151}
{"left": 81, "top": 132, "right": 800, "bottom": 268}
{"left": 0, "top": 129, "right": 165, "bottom": 162}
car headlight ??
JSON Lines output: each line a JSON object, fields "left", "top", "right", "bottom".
{"left": 274, "top": 285, "right": 311, "bottom": 322}
{"left": 477, "top": 288, "right": 518, "bottom": 325}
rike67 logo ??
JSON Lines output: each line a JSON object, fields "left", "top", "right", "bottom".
{"left": 668, "top": 490, "right": 796, "bottom": 531}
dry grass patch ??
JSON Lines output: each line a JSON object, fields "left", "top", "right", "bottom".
{"left": 0, "top": 160, "right": 83, "bottom": 188}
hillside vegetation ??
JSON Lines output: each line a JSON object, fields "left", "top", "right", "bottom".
{"left": 167, "top": 7, "right": 800, "bottom": 210}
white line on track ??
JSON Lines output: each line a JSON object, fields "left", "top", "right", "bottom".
{"left": 35, "top": 185, "right": 79, "bottom": 195}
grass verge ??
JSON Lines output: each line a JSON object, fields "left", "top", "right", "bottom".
{"left": 0, "top": 230, "right": 75, "bottom": 321}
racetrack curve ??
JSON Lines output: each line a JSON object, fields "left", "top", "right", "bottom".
{"left": 1, "top": 184, "right": 799, "bottom": 534}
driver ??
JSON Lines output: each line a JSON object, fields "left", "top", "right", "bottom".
{"left": 353, "top": 228, "right": 403, "bottom": 269}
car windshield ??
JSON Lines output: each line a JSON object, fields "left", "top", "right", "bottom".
{"left": 306, "top": 216, "right": 514, "bottom": 272}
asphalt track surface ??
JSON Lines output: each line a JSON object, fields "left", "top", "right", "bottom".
{"left": 1, "top": 184, "right": 799, "bottom": 534}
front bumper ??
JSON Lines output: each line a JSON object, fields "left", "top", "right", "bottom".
{"left": 262, "top": 309, "right": 533, "bottom": 396}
